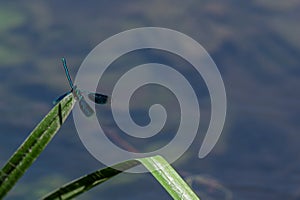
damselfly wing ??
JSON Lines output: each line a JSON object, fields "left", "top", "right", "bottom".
{"left": 88, "top": 93, "right": 108, "bottom": 104}
{"left": 53, "top": 91, "right": 70, "bottom": 105}
{"left": 54, "top": 58, "right": 109, "bottom": 117}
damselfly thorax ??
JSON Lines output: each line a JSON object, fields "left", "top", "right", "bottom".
{"left": 54, "top": 58, "right": 108, "bottom": 117}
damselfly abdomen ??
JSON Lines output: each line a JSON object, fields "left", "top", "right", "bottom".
{"left": 54, "top": 58, "right": 108, "bottom": 117}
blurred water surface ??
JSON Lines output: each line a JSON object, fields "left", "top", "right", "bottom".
{"left": 0, "top": 1, "right": 299, "bottom": 199}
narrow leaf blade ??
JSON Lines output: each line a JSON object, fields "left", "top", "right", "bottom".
{"left": 42, "top": 156, "right": 200, "bottom": 200}
{"left": 0, "top": 93, "right": 75, "bottom": 198}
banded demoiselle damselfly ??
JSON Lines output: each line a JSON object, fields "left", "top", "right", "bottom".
{"left": 54, "top": 58, "right": 108, "bottom": 117}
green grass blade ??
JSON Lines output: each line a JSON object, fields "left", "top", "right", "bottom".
{"left": 137, "top": 156, "right": 200, "bottom": 200}
{"left": 0, "top": 93, "right": 75, "bottom": 198}
{"left": 42, "top": 155, "right": 200, "bottom": 200}
{"left": 42, "top": 160, "right": 141, "bottom": 200}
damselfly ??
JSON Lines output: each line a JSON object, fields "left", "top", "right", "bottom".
{"left": 54, "top": 58, "right": 108, "bottom": 117}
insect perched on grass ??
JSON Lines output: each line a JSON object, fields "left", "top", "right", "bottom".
{"left": 53, "top": 58, "right": 108, "bottom": 117}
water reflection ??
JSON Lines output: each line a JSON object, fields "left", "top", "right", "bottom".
{"left": 185, "top": 174, "right": 232, "bottom": 200}
{"left": 0, "top": 1, "right": 300, "bottom": 199}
